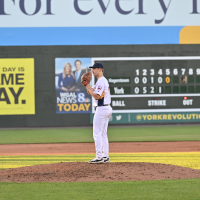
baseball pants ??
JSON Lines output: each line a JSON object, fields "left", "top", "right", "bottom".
{"left": 93, "top": 105, "right": 112, "bottom": 158}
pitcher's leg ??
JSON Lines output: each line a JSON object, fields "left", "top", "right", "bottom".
{"left": 102, "top": 118, "right": 109, "bottom": 157}
{"left": 93, "top": 108, "right": 106, "bottom": 158}
{"left": 102, "top": 106, "right": 112, "bottom": 158}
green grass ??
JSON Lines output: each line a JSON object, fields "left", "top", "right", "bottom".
{"left": 0, "top": 179, "right": 200, "bottom": 200}
{"left": 0, "top": 125, "right": 200, "bottom": 144}
{"left": 1, "top": 152, "right": 200, "bottom": 170}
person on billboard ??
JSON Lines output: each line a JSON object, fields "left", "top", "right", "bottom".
{"left": 74, "top": 60, "right": 86, "bottom": 91}
{"left": 58, "top": 63, "right": 76, "bottom": 91}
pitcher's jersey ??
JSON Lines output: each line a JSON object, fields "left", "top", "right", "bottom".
{"left": 93, "top": 76, "right": 111, "bottom": 107}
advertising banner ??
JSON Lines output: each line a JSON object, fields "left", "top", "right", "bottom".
{"left": 0, "top": 0, "right": 199, "bottom": 27}
{"left": 0, "top": 0, "right": 199, "bottom": 45}
{"left": 0, "top": 58, "right": 35, "bottom": 115}
{"left": 90, "top": 112, "right": 200, "bottom": 124}
{"left": 55, "top": 58, "right": 92, "bottom": 114}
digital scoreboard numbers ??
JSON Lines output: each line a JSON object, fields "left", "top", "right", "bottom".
{"left": 92, "top": 57, "right": 200, "bottom": 113}
{"left": 133, "top": 66, "right": 200, "bottom": 95}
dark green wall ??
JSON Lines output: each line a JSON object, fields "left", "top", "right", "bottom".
{"left": 0, "top": 45, "right": 200, "bottom": 127}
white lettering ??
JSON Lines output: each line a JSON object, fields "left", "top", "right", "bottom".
{"left": 114, "top": 87, "right": 124, "bottom": 94}
{"left": 183, "top": 99, "right": 193, "bottom": 105}
{"left": 109, "top": 78, "right": 130, "bottom": 84}
{"left": 112, "top": 100, "right": 125, "bottom": 107}
{"left": 57, "top": 92, "right": 77, "bottom": 103}
{"left": 148, "top": 100, "right": 166, "bottom": 106}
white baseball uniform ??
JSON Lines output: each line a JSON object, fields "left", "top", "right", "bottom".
{"left": 93, "top": 76, "right": 112, "bottom": 158}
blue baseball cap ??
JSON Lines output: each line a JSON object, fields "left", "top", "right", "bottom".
{"left": 89, "top": 62, "right": 104, "bottom": 69}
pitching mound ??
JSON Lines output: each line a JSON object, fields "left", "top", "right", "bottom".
{"left": 1, "top": 162, "right": 200, "bottom": 183}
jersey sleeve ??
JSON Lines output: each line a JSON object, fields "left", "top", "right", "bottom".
{"left": 93, "top": 79, "right": 104, "bottom": 96}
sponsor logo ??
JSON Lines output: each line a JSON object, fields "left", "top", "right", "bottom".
{"left": 57, "top": 92, "right": 90, "bottom": 104}
{"left": 57, "top": 92, "right": 77, "bottom": 104}
{"left": 136, "top": 115, "right": 142, "bottom": 121}
{"left": 85, "top": 98, "right": 91, "bottom": 103}
{"left": 77, "top": 93, "right": 86, "bottom": 103}
{"left": 136, "top": 114, "right": 200, "bottom": 121}
{"left": 56, "top": 92, "right": 91, "bottom": 112}
{"left": 57, "top": 103, "right": 90, "bottom": 112}
{"left": 116, "top": 115, "right": 122, "bottom": 121}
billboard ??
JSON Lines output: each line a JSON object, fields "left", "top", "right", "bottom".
{"left": 55, "top": 58, "right": 92, "bottom": 113}
{"left": 0, "top": 58, "right": 35, "bottom": 115}
{"left": 0, "top": 0, "right": 199, "bottom": 45}
{"left": 0, "top": 0, "right": 200, "bottom": 27}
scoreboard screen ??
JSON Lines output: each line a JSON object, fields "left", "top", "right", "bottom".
{"left": 91, "top": 57, "right": 200, "bottom": 114}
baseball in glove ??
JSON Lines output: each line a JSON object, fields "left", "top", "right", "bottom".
{"left": 81, "top": 72, "right": 92, "bottom": 86}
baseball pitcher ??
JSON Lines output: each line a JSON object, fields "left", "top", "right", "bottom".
{"left": 81, "top": 62, "right": 112, "bottom": 164}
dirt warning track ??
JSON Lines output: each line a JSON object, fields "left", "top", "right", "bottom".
{"left": 0, "top": 141, "right": 200, "bottom": 155}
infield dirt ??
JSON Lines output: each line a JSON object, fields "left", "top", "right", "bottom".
{"left": 1, "top": 141, "right": 200, "bottom": 183}
{"left": 1, "top": 162, "right": 200, "bottom": 183}
{"left": 0, "top": 141, "right": 200, "bottom": 155}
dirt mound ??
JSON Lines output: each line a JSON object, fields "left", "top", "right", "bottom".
{"left": 1, "top": 162, "right": 200, "bottom": 183}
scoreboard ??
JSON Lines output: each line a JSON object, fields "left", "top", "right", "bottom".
{"left": 91, "top": 57, "right": 200, "bottom": 116}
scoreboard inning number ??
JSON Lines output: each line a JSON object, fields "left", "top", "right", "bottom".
{"left": 133, "top": 67, "right": 200, "bottom": 94}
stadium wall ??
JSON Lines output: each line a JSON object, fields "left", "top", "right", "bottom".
{"left": 0, "top": 44, "right": 200, "bottom": 128}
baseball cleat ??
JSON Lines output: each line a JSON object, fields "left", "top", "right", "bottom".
{"left": 103, "top": 157, "right": 110, "bottom": 163}
{"left": 88, "top": 157, "right": 104, "bottom": 164}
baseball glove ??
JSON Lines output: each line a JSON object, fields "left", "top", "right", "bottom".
{"left": 81, "top": 72, "right": 92, "bottom": 86}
